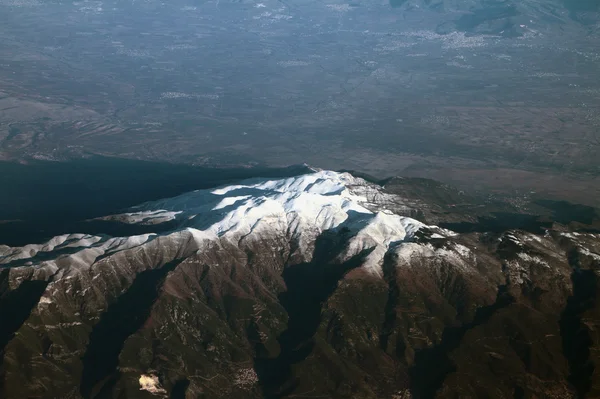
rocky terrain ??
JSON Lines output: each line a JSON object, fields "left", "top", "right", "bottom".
{"left": 0, "top": 170, "right": 599, "bottom": 398}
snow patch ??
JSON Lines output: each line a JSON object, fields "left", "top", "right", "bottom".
{"left": 580, "top": 247, "right": 600, "bottom": 261}
{"left": 517, "top": 252, "right": 550, "bottom": 268}
{"left": 44, "top": 321, "right": 83, "bottom": 330}
{"left": 97, "top": 210, "right": 182, "bottom": 225}
{"left": 38, "top": 296, "right": 53, "bottom": 305}
{"left": 213, "top": 195, "right": 252, "bottom": 210}
{"left": 393, "top": 241, "right": 474, "bottom": 273}
{"left": 453, "top": 244, "right": 471, "bottom": 258}
{"left": 139, "top": 374, "right": 166, "bottom": 395}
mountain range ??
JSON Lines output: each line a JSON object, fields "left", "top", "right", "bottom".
{"left": 1, "top": 169, "right": 599, "bottom": 398}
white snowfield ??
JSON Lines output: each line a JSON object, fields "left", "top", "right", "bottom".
{"left": 0, "top": 171, "right": 453, "bottom": 277}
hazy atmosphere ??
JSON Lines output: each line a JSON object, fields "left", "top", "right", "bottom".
{"left": 1, "top": 1, "right": 600, "bottom": 399}
{"left": 1, "top": 0, "right": 599, "bottom": 205}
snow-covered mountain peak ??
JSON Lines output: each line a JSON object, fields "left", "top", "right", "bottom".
{"left": 102, "top": 171, "right": 437, "bottom": 250}
{"left": 104, "top": 170, "right": 374, "bottom": 231}
{"left": 1, "top": 171, "right": 449, "bottom": 275}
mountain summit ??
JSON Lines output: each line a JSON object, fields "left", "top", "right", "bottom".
{"left": 0, "top": 171, "right": 599, "bottom": 398}
{"left": 2, "top": 171, "right": 447, "bottom": 275}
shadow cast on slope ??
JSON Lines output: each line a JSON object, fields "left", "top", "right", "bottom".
{"left": 0, "top": 270, "right": 49, "bottom": 394}
{"left": 252, "top": 223, "right": 375, "bottom": 399}
{"left": 409, "top": 285, "right": 515, "bottom": 399}
{"left": 559, "top": 249, "right": 598, "bottom": 398}
{"left": 379, "top": 249, "right": 404, "bottom": 358}
{"left": 79, "top": 258, "right": 183, "bottom": 399}
{"left": 169, "top": 378, "right": 190, "bottom": 399}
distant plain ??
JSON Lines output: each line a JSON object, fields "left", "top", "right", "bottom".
{"left": 0, "top": 0, "right": 599, "bottom": 206}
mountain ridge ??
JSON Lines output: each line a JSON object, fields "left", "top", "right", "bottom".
{"left": 0, "top": 170, "right": 599, "bottom": 398}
